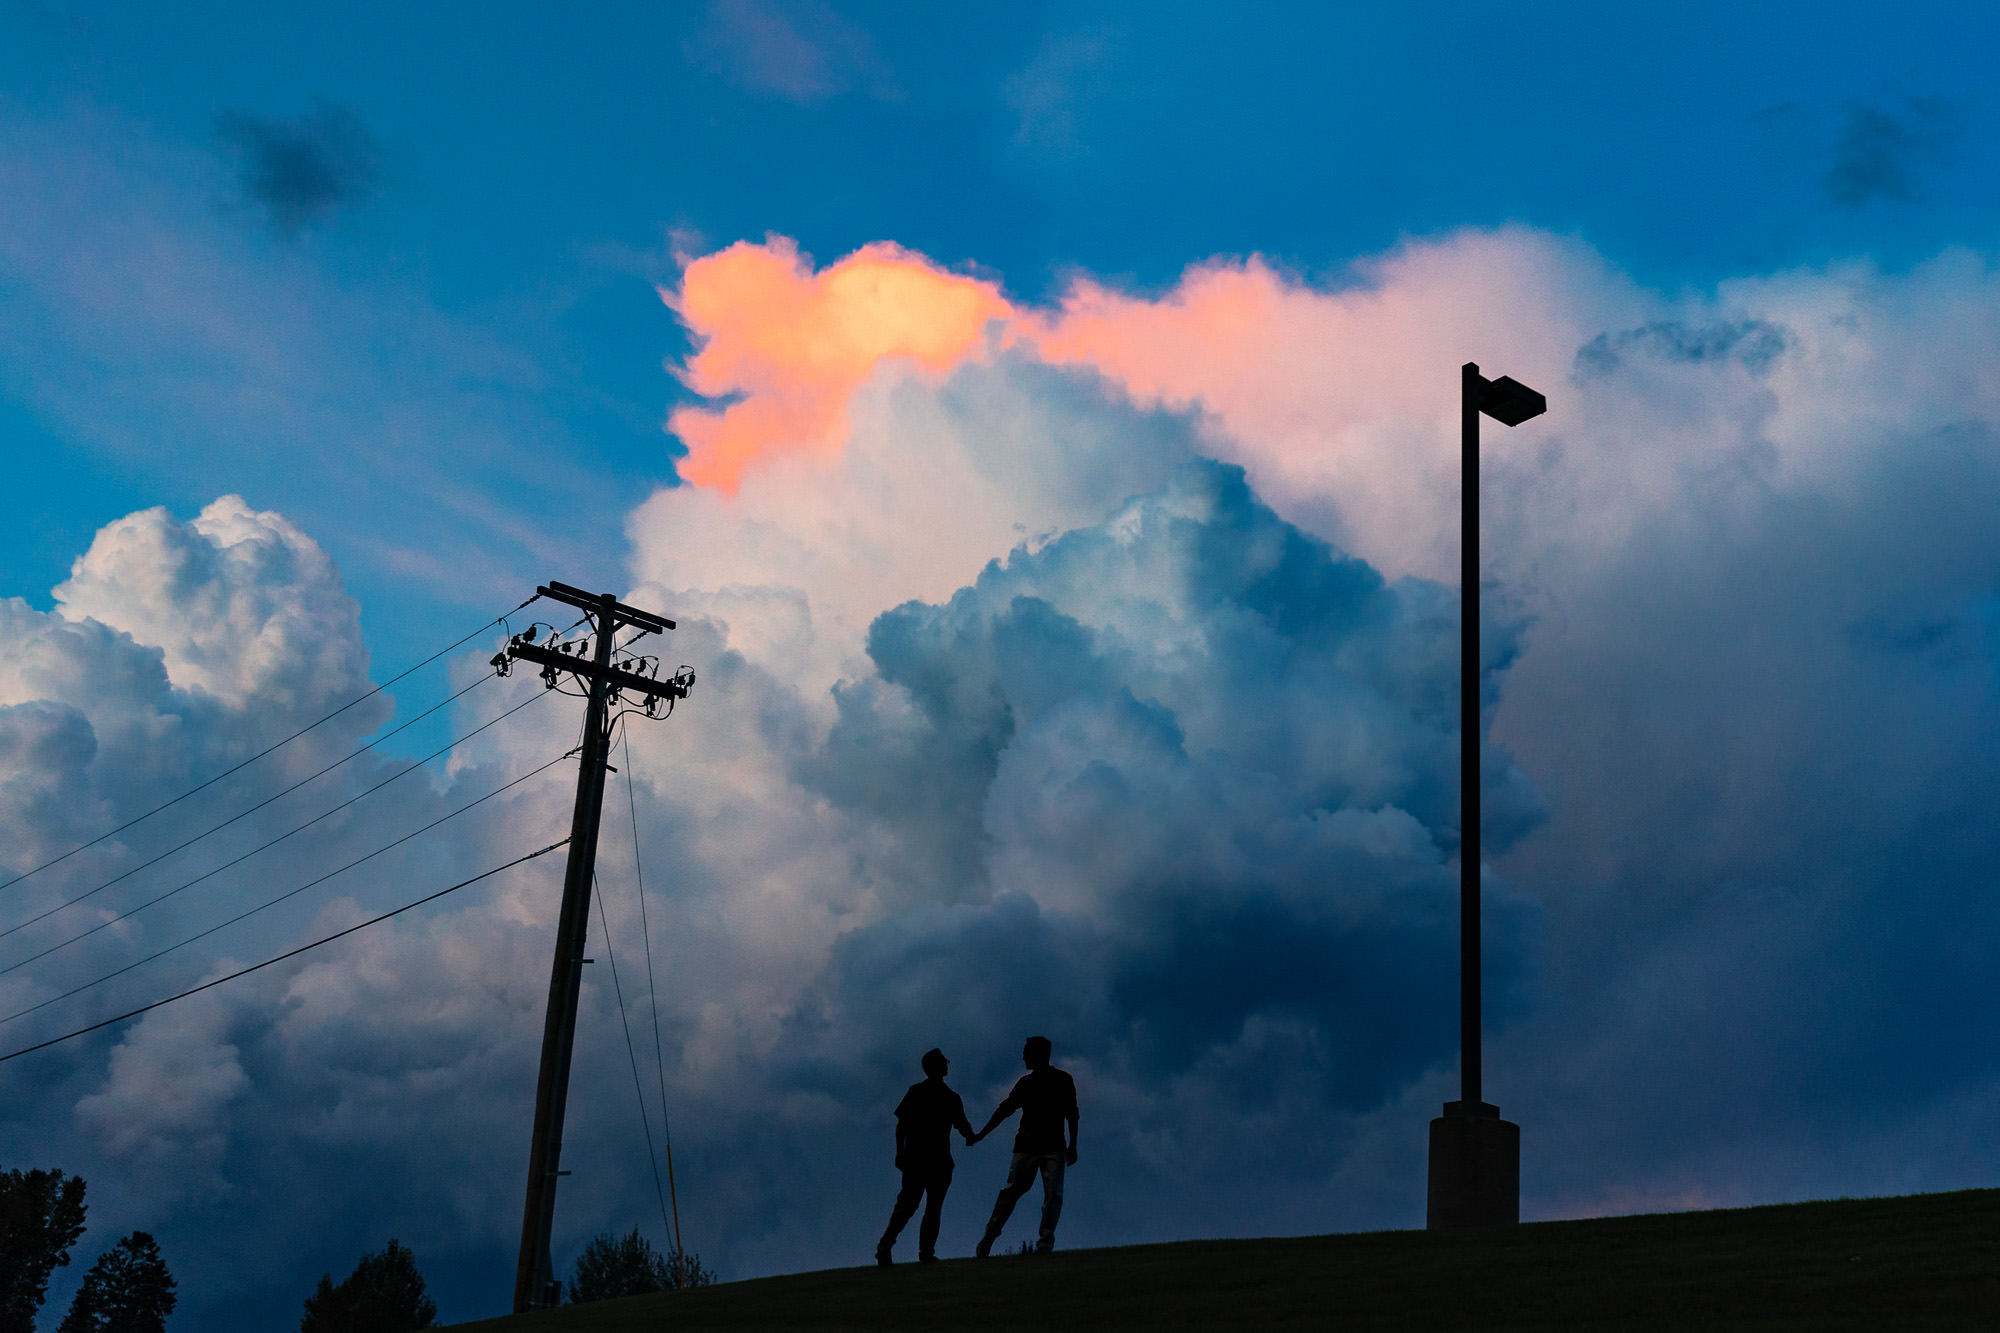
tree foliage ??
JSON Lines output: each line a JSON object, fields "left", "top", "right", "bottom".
{"left": 298, "top": 1239, "right": 436, "bottom": 1333}
{"left": 567, "top": 1229, "right": 715, "bottom": 1304}
{"left": 0, "top": 1166, "right": 88, "bottom": 1333}
{"left": 57, "top": 1231, "right": 177, "bottom": 1333}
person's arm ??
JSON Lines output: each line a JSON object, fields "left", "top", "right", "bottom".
{"left": 954, "top": 1098, "right": 978, "bottom": 1145}
{"left": 972, "top": 1092, "right": 1016, "bottom": 1144}
{"left": 1065, "top": 1078, "right": 1080, "bottom": 1165}
{"left": 894, "top": 1118, "right": 908, "bottom": 1168}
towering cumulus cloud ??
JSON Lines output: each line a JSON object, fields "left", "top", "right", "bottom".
{"left": 630, "top": 230, "right": 2000, "bottom": 1254}
{"left": 13, "top": 230, "right": 2000, "bottom": 1326}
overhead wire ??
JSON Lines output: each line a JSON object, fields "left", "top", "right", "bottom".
{"left": 0, "top": 671, "right": 502, "bottom": 944}
{"left": 622, "top": 726, "right": 686, "bottom": 1264}
{"left": 0, "top": 743, "right": 578, "bottom": 1029}
{"left": 0, "top": 594, "right": 540, "bottom": 899}
{"left": 0, "top": 837, "right": 572, "bottom": 1066}
{"left": 0, "top": 683, "right": 551, "bottom": 977}
{"left": 591, "top": 871, "right": 679, "bottom": 1266}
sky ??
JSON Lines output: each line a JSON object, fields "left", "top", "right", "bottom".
{"left": 5, "top": 0, "right": 2000, "bottom": 1326}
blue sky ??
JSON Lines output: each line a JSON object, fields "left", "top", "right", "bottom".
{"left": 8, "top": 2, "right": 2000, "bottom": 1327}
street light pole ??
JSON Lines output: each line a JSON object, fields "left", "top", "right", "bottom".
{"left": 1460, "top": 360, "right": 1484, "bottom": 1114}
{"left": 1427, "top": 361, "right": 1544, "bottom": 1230}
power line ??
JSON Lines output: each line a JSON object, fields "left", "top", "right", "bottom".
{"left": 0, "top": 746, "right": 577, "bottom": 1029}
{"left": 0, "top": 671, "right": 501, "bottom": 945}
{"left": 623, "top": 726, "right": 685, "bottom": 1263}
{"left": 0, "top": 685, "right": 550, "bottom": 978}
{"left": 0, "top": 838, "right": 571, "bottom": 1066}
{"left": 0, "top": 595, "right": 539, "bottom": 900}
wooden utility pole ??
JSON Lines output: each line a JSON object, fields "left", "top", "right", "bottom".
{"left": 501, "top": 581, "right": 694, "bottom": 1312}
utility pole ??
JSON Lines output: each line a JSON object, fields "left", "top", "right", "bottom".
{"left": 498, "top": 581, "right": 695, "bottom": 1312}
{"left": 1427, "top": 363, "right": 1543, "bottom": 1230}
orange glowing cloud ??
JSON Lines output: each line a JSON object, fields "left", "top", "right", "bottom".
{"left": 660, "top": 231, "right": 1586, "bottom": 582}
{"left": 662, "top": 236, "right": 1013, "bottom": 491}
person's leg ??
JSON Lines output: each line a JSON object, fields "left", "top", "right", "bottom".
{"left": 1034, "top": 1153, "right": 1066, "bottom": 1252}
{"left": 878, "top": 1169, "right": 925, "bottom": 1264}
{"left": 917, "top": 1164, "right": 953, "bottom": 1261}
{"left": 976, "top": 1153, "right": 1038, "bottom": 1256}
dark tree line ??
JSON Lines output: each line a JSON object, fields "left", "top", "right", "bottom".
{"left": 0, "top": 1166, "right": 176, "bottom": 1333}
{"left": 295, "top": 1227, "right": 710, "bottom": 1326}
{"left": 8, "top": 1160, "right": 709, "bottom": 1330}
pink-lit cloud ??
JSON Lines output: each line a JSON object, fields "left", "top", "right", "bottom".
{"left": 660, "top": 230, "right": 1623, "bottom": 578}
{"left": 662, "top": 236, "right": 1013, "bottom": 491}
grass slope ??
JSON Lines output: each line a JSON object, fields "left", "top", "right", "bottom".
{"left": 450, "top": 1188, "right": 2000, "bottom": 1331}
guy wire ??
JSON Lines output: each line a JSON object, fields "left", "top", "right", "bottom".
{"left": 592, "top": 869, "right": 679, "bottom": 1267}
{"left": 624, "top": 726, "right": 686, "bottom": 1263}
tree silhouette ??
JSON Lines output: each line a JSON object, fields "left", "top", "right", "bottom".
{"left": 298, "top": 1239, "right": 435, "bottom": 1333}
{"left": 568, "top": 1229, "right": 714, "bottom": 1303}
{"left": 0, "top": 1166, "right": 88, "bottom": 1333}
{"left": 57, "top": 1231, "right": 177, "bottom": 1333}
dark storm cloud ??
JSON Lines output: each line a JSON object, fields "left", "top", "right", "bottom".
{"left": 785, "top": 460, "right": 1536, "bottom": 1104}
{"left": 214, "top": 100, "right": 380, "bottom": 235}
{"left": 1822, "top": 96, "right": 1956, "bottom": 209}
{"left": 1493, "top": 400, "right": 2000, "bottom": 1213}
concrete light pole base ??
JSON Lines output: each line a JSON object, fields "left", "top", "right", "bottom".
{"left": 1426, "top": 1102, "right": 1519, "bottom": 1229}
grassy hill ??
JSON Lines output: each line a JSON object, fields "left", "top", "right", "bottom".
{"left": 449, "top": 1188, "right": 2000, "bottom": 1331}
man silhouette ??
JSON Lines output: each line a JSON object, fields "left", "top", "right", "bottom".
{"left": 971, "top": 1035, "right": 1078, "bottom": 1256}
{"left": 876, "top": 1047, "right": 976, "bottom": 1266}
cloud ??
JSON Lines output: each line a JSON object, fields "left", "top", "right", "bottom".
{"left": 660, "top": 229, "right": 1628, "bottom": 581}
{"left": 1822, "top": 96, "right": 1956, "bottom": 209}
{"left": 1004, "top": 27, "right": 1116, "bottom": 157}
{"left": 214, "top": 99, "right": 380, "bottom": 236}
{"left": 1572, "top": 319, "right": 1789, "bottom": 377}
{"left": 633, "top": 227, "right": 2000, "bottom": 1254}
{"left": 53, "top": 498, "right": 371, "bottom": 713}
{"left": 0, "top": 497, "right": 579, "bottom": 1323}
{"left": 74, "top": 994, "right": 246, "bottom": 1172}
{"left": 662, "top": 236, "right": 1014, "bottom": 491}
{"left": 616, "top": 444, "right": 1538, "bottom": 1269}
{"left": 685, "top": 0, "right": 897, "bottom": 103}
{"left": 18, "top": 225, "right": 2000, "bottom": 1324}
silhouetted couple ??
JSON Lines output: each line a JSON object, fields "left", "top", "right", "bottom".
{"left": 875, "top": 1036, "right": 1080, "bottom": 1265}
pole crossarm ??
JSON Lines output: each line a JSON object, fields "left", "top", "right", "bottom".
{"left": 503, "top": 640, "right": 694, "bottom": 706}
{"left": 537, "top": 580, "right": 675, "bottom": 634}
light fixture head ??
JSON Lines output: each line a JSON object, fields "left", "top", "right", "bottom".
{"left": 1479, "top": 374, "right": 1546, "bottom": 427}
